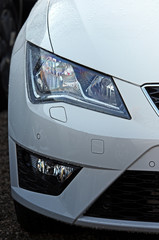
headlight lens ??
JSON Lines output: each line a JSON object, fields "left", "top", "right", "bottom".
{"left": 27, "top": 42, "right": 130, "bottom": 119}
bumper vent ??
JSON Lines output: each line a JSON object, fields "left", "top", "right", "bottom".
{"left": 143, "top": 85, "right": 159, "bottom": 115}
{"left": 17, "top": 145, "right": 81, "bottom": 196}
{"left": 85, "top": 171, "right": 159, "bottom": 222}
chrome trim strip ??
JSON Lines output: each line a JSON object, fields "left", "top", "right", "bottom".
{"left": 142, "top": 84, "right": 159, "bottom": 116}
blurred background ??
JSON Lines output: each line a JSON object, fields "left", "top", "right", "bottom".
{"left": 0, "top": 0, "right": 36, "bottom": 111}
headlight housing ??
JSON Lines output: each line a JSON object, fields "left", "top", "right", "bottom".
{"left": 27, "top": 42, "right": 130, "bottom": 119}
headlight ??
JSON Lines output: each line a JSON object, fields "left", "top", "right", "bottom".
{"left": 27, "top": 42, "right": 130, "bottom": 119}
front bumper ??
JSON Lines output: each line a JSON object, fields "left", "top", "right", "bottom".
{"left": 9, "top": 41, "right": 159, "bottom": 232}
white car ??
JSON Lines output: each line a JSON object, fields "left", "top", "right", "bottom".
{"left": 9, "top": 0, "right": 159, "bottom": 233}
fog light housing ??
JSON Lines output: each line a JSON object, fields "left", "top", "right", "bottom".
{"left": 17, "top": 145, "right": 81, "bottom": 196}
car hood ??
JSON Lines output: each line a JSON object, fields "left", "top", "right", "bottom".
{"left": 48, "top": 0, "right": 159, "bottom": 86}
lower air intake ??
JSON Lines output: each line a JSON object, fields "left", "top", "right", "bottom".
{"left": 17, "top": 145, "right": 81, "bottom": 196}
{"left": 85, "top": 171, "right": 159, "bottom": 222}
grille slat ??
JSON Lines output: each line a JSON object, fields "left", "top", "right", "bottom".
{"left": 144, "top": 86, "right": 159, "bottom": 113}
{"left": 85, "top": 171, "right": 159, "bottom": 222}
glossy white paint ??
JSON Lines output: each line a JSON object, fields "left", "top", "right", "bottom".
{"left": 26, "top": 0, "right": 52, "bottom": 51}
{"left": 8, "top": 0, "right": 159, "bottom": 232}
{"left": 9, "top": 46, "right": 159, "bottom": 170}
{"left": 48, "top": 0, "right": 159, "bottom": 85}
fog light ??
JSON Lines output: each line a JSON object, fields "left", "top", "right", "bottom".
{"left": 34, "top": 158, "right": 74, "bottom": 182}
{"left": 17, "top": 146, "right": 81, "bottom": 196}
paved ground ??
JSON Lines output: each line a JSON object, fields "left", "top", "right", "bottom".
{"left": 1, "top": 110, "right": 159, "bottom": 240}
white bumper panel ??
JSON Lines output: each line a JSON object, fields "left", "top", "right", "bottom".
{"left": 9, "top": 43, "right": 159, "bottom": 171}
{"left": 9, "top": 137, "right": 121, "bottom": 221}
{"left": 9, "top": 32, "right": 159, "bottom": 231}
{"left": 76, "top": 216, "right": 159, "bottom": 233}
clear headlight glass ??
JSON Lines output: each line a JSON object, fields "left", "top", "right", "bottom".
{"left": 27, "top": 42, "right": 130, "bottom": 119}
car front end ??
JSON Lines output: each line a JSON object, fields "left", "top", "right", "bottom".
{"left": 8, "top": 0, "right": 159, "bottom": 233}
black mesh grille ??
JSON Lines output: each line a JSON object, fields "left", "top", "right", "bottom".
{"left": 85, "top": 171, "right": 159, "bottom": 222}
{"left": 145, "top": 86, "right": 159, "bottom": 110}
